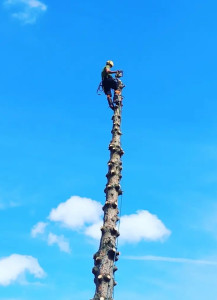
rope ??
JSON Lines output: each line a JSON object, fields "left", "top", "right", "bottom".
{"left": 97, "top": 81, "right": 103, "bottom": 95}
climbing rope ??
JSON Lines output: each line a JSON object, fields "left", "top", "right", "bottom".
{"left": 97, "top": 81, "right": 103, "bottom": 95}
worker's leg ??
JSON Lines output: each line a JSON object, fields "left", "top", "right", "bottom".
{"left": 107, "top": 94, "right": 114, "bottom": 110}
{"left": 102, "top": 79, "right": 114, "bottom": 110}
{"left": 109, "top": 79, "right": 121, "bottom": 103}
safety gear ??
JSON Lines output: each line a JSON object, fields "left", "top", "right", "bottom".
{"left": 97, "top": 81, "right": 103, "bottom": 95}
{"left": 106, "top": 60, "right": 114, "bottom": 67}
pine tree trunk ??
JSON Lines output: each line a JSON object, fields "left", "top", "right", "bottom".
{"left": 91, "top": 80, "right": 124, "bottom": 300}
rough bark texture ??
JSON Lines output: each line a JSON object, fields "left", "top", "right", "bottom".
{"left": 91, "top": 78, "right": 124, "bottom": 300}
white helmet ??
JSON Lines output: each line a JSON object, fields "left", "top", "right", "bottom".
{"left": 106, "top": 60, "right": 114, "bottom": 67}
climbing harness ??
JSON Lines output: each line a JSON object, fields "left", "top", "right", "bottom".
{"left": 97, "top": 71, "right": 125, "bottom": 112}
{"left": 97, "top": 70, "right": 125, "bottom": 96}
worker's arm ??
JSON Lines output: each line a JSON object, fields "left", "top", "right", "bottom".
{"left": 105, "top": 67, "right": 119, "bottom": 74}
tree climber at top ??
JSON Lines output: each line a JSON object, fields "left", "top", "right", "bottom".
{"left": 101, "top": 60, "right": 121, "bottom": 110}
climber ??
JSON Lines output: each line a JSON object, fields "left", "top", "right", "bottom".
{"left": 101, "top": 60, "right": 121, "bottom": 110}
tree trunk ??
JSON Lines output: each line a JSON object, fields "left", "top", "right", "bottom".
{"left": 91, "top": 79, "right": 124, "bottom": 300}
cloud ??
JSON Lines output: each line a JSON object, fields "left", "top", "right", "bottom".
{"left": 34, "top": 197, "right": 170, "bottom": 247}
{"left": 47, "top": 233, "right": 71, "bottom": 253}
{"left": 4, "top": 0, "right": 47, "bottom": 24}
{"left": 31, "top": 222, "right": 48, "bottom": 238}
{"left": 31, "top": 222, "right": 71, "bottom": 254}
{"left": 85, "top": 210, "right": 171, "bottom": 243}
{"left": 48, "top": 196, "right": 103, "bottom": 230}
{"left": 119, "top": 210, "right": 171, "bottom": 243}
{"left": 84, "top": 221, "right": 103, "bottom": 240}
{"left": 0, "top": 254, "right": 45, "bottom": 286}
{"left": 124, "top": 255, "right": 217, "bottom": 266}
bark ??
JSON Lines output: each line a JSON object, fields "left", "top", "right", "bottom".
{"left": 91, "top": 79, "right": 124, "bottom": 300}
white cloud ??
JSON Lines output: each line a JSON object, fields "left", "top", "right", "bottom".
{"left": 85, "top": 210, "right": 171, "bottom": 243}
{"left": 48, "top": 196, "right": 103, "bottom": 230}
{"left": 47, "top": 233, "right": 71, "bottom": 254}
{"left": 4, "top": 0, "right": 47, "bottom": 24}
{"left": 85, "top": 220, "right": 103, "bottom": 240}
{"left": 119, "top": 210, "right": 171, "bottom": 243}
{"left": 31, "top": 222, "right": 48, "bottom": 238}
{"left": 124, "top": 255, "right": 217, "bottom": 266}
{"left": 0, "top": 254, "right": 45, "bottom": 286}
{"left": 34, "top": 197, "right": 170, "bottom": 246}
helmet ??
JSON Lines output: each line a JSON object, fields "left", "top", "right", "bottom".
{"left": 106, "top": 60, "right": 114, "bottom": 67}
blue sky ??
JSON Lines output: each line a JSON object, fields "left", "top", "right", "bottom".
{"left": 1, "top": 0, "right": 217, "bottom": 299}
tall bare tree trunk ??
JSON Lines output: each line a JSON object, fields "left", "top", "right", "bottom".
{"left": 91, "top": 78, "right": 124, "bottom": 300}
